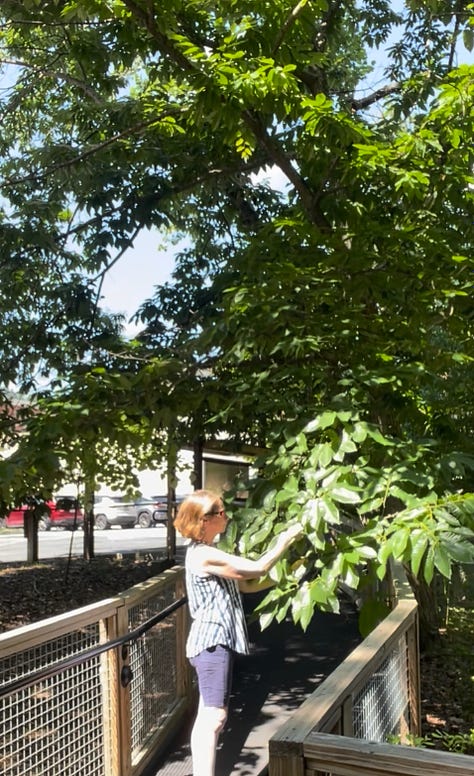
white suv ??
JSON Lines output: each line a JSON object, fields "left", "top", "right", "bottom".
{"left": 93, "top": 495, "right": 137, "bottom": 530}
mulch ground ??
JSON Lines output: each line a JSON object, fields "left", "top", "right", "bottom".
{"left": 0, "top": 555, "right": 166, "bottom": 632}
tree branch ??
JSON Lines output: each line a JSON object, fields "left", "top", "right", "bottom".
{"left": 1, "top": 57, "right": 104, "bottom": 104}
{"left": 350, "top": 82, "right": 401, "bottom": 112}
{"left": 272, "top": 0, "right": 310, "bottom": 56}
{"left": 1, "top": 110, "right": 184, "bottom": 189}
{"left": 121, "top": 0, "right": 197, "bottom": 74}
{"left": 447, "top": 5, "right": 462, "bottom": 72}
{"left": 242, "top": 110, "right": 331, "bottom": 231}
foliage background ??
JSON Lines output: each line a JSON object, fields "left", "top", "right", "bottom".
{"left": 1, "top": 0, "right": 474, "bottom": 635}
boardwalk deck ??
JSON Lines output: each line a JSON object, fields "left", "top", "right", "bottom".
{"left": 146, "top": 595, "right": 361, "bottom": 776}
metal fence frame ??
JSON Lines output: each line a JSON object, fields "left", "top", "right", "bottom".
{"left": 0, "top": 565, "right": 194, "bottom": 776}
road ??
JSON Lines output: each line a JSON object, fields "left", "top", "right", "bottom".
{"left": 0, "top": 526, "right": 186, "bottom": 563}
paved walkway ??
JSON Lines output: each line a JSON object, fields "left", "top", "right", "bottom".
{"left": 146, "top": 592, "right": 361, "bottom": 776}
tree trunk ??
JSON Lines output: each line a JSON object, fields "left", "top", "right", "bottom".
{"left": 24, "top": 509, "right": 38, "bottom": 563}
{"left": 403, "top": 566, "right": 444, "bottom": 649}
{"left": 83, "top": 479, "right": 95, "bottom": 560}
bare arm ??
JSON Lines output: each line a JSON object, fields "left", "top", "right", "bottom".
{"left": 197, "top": 524, "right": 302, "bottom": 581}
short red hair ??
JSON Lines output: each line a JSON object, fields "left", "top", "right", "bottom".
{"left": 174, "top": 489, "right": 222, "bottom": 541}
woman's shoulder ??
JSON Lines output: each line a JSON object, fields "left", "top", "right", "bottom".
{"left": 186, "top": 542, "right": 228, "bottom": 572}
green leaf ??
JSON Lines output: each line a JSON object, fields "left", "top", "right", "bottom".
{"left": 433, "top": 544, "right": 451, "bottom": 579}
{"left": 291, "top": 583, "right": 315, "bottom": 630}
{"left": 268, "top": 562, "right": 284, "bottom": 583}
{"left": 359, "top": 496, "right": 384, "bottom": 515}
{"left": 366, "top": 427, "right": 393, "bottom": 446}
{"left": 341, "top": 562, "right": 360, "bottom": 589}
{"left": 443, "top": 540, "right": 474, "bottom": 564}
{"left": 295, "top": 432, "right": 308, "bottom": 453}
{"left": 352, "top": 422, "right": 368, "bottom": 443}
{"left": 410, "top": 532, "right": 428, "bottom": 577}
{"left": 378, "top": 538, "right": 394, "bottom": 565}
{"left": 390, "top": 528, "right": 410, "bottom": 559}
{"left": 390, "top": 485, "right": 418, "bottom": 507}
{"left": 338, "top": 431, "right": 358, "bottom": 454}
{"left": 310, "top": 578, "right": 331, "bottom": 605}
{"left": 319, "top": 443, "right": 334, "bottom": 467}
{"left": 463, "top": 27, "right": 474, "bottom": 52}
{"left": 329, "top": 486, "right": 361, "bottom": 504}
{"left": 376, "top": 561, "right": 387, "bottom": 581}
{"left": 304, "top": 495, "right": 340, "bottom": 527}
{"left": 316, "top": 411, "right": 337, "bottom": 431}
{"left": 275, "top": 477, "right": 299, "bottom": 503}
{"left": 263, "top": 489, "right": 277, "bottom": 510}
{"left": 355, "top": 545, "right": 378, "bottom": 560}
{"left": 259, "top": 611, "right": 276, "bottom": 631}
{"left": 275, "top": 597, "right": 292, "bottom": 623}
{"left": 423, "top": 545, "right": 436, "bottom": 585}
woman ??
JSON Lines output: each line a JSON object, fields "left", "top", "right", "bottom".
{"left": 174, "top": 489, "right": 301, "bottom": 776}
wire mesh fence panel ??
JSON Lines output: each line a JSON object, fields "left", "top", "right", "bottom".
{"left": 269, "top": 599, "right": 420, "bottom": 776}
{"left": 0, "top": 624, "right": 99, "bottom": 685}
{"left": 0, "top": 568, "right": 189, "bottom": 776}
{"left": 352, "top": 635, "right": 409, "bottom": 742}
{"left": 128, "top": 584, "right": 179, "bottom": 756}
{"left": 0, "top": 628, "right": 108, "bottom": 776}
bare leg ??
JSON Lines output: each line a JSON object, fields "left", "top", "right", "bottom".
{"left": 191, "top": 698, "right": 227, "bottom": 776}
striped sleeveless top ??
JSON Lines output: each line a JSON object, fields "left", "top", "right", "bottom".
{"left": 185, "top": 542, "right": 249, "bottom": 658}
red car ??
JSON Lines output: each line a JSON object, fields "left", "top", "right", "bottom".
{"left": 0, "top": 497, "right": 84, "bottom": 531}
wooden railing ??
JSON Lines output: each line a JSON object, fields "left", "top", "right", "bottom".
{"left": 268, "top": 588, "right": 473, "bottom": 776}
{"left": 304, "top": 731, "right": 474, "bottom": 776}
{"left": 269, "top": 598, "right": 420, "bottom": 776}
{"left": 0, "top": 565, "right": 194, "bottom": 776}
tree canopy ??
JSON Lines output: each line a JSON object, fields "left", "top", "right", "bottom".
{"left": 1, "top": 0, "right": 474, "bottom": 632}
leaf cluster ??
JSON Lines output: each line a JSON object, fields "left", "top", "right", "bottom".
{"left": 218, "top": 409, "right": 474, "bottom": 631}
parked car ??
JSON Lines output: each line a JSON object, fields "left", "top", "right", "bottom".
{"left": 134, "top": 497, "right": 164, "bottom": 528}
{"left": 0, "top": 497, "right": 84, "bottom": 531}
{"left": 93, "top": 495, "right": 137, "bottom": 530}
{"left": 134, "top": 495, "right": 186, "bottom": 527}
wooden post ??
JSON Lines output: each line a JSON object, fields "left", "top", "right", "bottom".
{"left": 175, "top": 573, "right": 193, "bottom": 705}
{"left": 117, "top": 604, "right": 133, "bottom": 776}
{"left": 406, "top": 613, "right": 421, "bottom": 736}
{"left": 99, "top": 611, "right": 123, "bottom": 776}
{"left": 269, "top": 741, "right": 305, "bottom": 776}
{"left": 341, "top": 695, "right": 354, "bottom": 736}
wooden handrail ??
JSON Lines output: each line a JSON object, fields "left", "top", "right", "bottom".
{"left": 304, "top": 732, "right": 474, "bottom": 776}
{"left": 270, "top": 599, "right": 418, "bottom": 750}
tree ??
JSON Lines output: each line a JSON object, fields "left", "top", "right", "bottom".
{"left": 1, "top": 0, "right": 474, "bottom": 635}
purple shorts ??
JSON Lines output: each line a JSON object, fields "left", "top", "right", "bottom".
{"left": 189, "top": 645, "right": 234, "bottom": 707}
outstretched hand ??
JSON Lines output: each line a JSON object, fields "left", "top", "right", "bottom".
{"left": 280, "top": 522, "right": 304, "bottom": 545}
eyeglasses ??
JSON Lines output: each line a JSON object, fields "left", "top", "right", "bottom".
{"left": 204, "top": 509, "right": 226, "bottom": 518}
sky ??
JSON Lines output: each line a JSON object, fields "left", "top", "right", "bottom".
{"left": 99, "top": 166, "right": 290, "bottom": 335}
{"left": 99, "top": 230, "right": 178, "bottom": 336}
